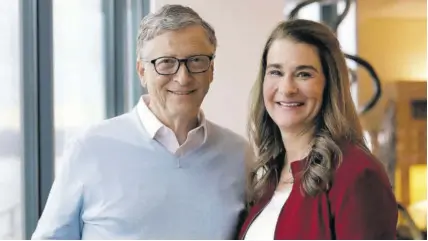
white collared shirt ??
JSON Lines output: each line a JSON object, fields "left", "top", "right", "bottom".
{"left": 136, "top": 95, "right": 207, "bottom": 156}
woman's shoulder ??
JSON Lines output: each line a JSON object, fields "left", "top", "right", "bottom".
{"left": 340, "top": 143, "right": 382, "bottom": 168}
{"left": 331, "top": 142, "right": 391, "bottom": 191}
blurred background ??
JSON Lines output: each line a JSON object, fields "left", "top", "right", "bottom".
{"left": 0, "top": 0, "right": 426, "bottom": 239}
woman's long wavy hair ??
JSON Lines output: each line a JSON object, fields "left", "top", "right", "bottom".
{"left": 247, "top": 19, "right": 369, "bottom": 203}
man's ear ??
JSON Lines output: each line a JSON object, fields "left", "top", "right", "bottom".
{"left": 210, "top": 62, "right": 215, "bottom": 83}
{"left": 136, "top": 60, "right": 147, "bottom": 87}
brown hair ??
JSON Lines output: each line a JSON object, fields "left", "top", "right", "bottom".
{"left": 247, "top": 19, "right": 368, "bottom": 203}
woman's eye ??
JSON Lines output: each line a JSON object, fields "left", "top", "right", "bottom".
{"left": 296, "top": 72, "right": 312, "bottom": 79}
{"left": 267, "top": 70, "right": 283, "bottom": 76}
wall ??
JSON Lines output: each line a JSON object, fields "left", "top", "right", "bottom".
{"left": 356, "top": 0, "right": 427, "bottom": 131}
{"left": 151, "top": 0, "right": 286, "bottom": 137}
{"left": 356, "top": 1, "right": 427, "bottom": 216}
{"left": 150, "top": 0, "right": 427, "bottom": 136}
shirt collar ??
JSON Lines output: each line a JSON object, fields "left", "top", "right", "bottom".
{"left": 136, "top": 95, "right": 207, "bottom": 140}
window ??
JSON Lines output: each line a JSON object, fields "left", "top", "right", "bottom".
{"left": 53, "top": 0, "right": 107, "bottom": 174}
{"left": 0, "top": 1, "right": 150, "bottom": 238}
{"left": 0, "top": 0, "right": 24, "bottom": 239}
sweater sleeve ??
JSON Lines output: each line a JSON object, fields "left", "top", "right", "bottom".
{"left": 331, "top": 168, "right": 398, "bottom": 239}
{"left": 31, "top": 139, "right": 84, "bottom": 240}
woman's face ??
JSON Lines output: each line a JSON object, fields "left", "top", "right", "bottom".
{"left": 263, "top": 38, "right": 326, "bottom": 133}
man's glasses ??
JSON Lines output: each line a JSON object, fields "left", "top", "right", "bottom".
{"left": 147, "top": 55, "right": 215, "bottom": 75}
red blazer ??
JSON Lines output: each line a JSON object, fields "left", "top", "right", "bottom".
{"left": 239, "top": 144, "right": 398, "bottom": 239}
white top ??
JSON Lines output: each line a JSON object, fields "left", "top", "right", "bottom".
{"left": 244, "top": 188, "right": 292, "bottom": 240}
{"left": 136, "top": 95, "right": 207, "bottom": 155}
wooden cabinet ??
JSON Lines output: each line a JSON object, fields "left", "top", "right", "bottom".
{"left": 377, "top": 81, "right": 426, "bottom": 207}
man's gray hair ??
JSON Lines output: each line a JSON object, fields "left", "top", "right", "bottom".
{"left": 136, "top": 4, "right": 217, "bottom": 59}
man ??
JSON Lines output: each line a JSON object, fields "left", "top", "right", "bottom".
{"left": 32, "top": 4, "right": 250, "bottom": 240}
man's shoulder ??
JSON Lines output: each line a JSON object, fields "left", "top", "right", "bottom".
{"left": 206, "top": 120, "right": 248, "bottom": 146}
{"left": 74, "top": 110, "right": 143, "bottom": 145}
{"left": 58, "top": 110, "right": 145, "bottom": 168}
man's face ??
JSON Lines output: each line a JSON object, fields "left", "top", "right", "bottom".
{"left": 137, "top": 25, "right": 215, "bottom": 120}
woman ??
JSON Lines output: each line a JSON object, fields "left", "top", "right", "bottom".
{"left": 239, "top": 19, "right": 398, "bottom": 239}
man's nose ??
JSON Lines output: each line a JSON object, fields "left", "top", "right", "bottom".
{"left": 174, "top": 62, "right": 192, "bottom": 85}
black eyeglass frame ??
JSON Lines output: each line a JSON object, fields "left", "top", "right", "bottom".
{"left": 146, "top": 54, "right": 215, "bottom": 76}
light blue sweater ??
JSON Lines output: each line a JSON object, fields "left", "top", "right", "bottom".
{"left": 32, "top": 108, "right": 249, "bottom": 240}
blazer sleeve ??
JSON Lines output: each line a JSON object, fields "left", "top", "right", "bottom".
{"left": 31, "top": 139, "right": 84, "bottom": 240}
{"left": 332, "top": 168, "right": 398, "bottom": 239}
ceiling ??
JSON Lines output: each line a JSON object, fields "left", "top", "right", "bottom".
{"left": 359, "top": 0, "right": 427, "bottom": 19}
